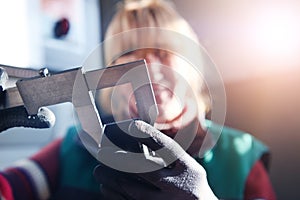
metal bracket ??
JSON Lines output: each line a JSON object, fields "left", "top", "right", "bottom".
{"left": 1, "top": 60, "right": 158, "bottom": 146}
{"left": 73, "top": 60, "right": 158, "bottom": 145}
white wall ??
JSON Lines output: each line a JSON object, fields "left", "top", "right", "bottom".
{"left": 0, "top": 0, "right": 101, "bottom": 169}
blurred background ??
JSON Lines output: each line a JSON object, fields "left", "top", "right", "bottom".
{"left": 0, "top": 0, "right": 299, "bottom": 199}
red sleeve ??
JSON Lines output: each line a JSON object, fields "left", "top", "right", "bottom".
{"left": 0, "top": 139, "right": 62, "bottom": 200}
{"left": 244, "top": 160, "right": 277, "bottom": 200}
{"left": 30, "top": 138, "right": 62, "bottom": 193}
{"left": 0, "top": 173, "right": 14, "bottom": 200}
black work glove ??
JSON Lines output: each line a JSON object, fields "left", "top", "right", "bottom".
{"left": 0, "top": 68, "right": 55, "bottom": 132}
{"left": 94, "top": 120, "right": 218, "bottom": 200}
{"left": 0, "top": 105, "right": 55, "bottom": 132}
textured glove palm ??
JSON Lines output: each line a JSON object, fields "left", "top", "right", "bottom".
{"left": 94, "top": 120, "right": 218, "bottom": 200}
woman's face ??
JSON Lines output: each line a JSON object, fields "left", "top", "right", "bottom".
{"left": 111, "top": 48, "right": 199, "bottom": 131}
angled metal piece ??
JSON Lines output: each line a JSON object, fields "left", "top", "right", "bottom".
{"left": 85, "top": 60, "right": 157, "bottom": 125}
{"left": 0, "top": 60, "right": 158, "bottom": 147}
{"left": 73, "top": 60, "right": 158, "bottom": 145}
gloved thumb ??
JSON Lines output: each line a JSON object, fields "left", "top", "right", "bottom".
{"left": 128, "top": 120, "right": 188, "bottom": 166}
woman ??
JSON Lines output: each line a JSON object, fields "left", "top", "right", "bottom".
{"left": 0, "top": 0, "right": 276, "bottom": 199}
{"left": 96, "top": 0, "right": 276, "bottom": 199}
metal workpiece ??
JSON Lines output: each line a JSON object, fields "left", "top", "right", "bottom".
{"left": 84, "top": 60, "right": 158, "bottom": 125}
{"left": 73, "top": 60, "right": 158, "bottom": 144}
{"left": 0, "top": 60, "right": 158, "bottom": 147}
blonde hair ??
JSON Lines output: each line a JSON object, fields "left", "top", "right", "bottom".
{"left": 101, "top": 0, "right": 211, "bottom": 119}
{"left": 104, "top": 0, "right": 200, "bottom": 64}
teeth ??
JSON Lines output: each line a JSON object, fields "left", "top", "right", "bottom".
{"left": 149, "top": 62, "right": 165, "bottom": 82}
{"left": 160, "top": 90, "right": 170, "bottom": 99}
{"left": 153, "top": 73, "right": 164, "bottom": 81}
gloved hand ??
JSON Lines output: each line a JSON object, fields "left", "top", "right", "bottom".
{"left": 0, "top": 67, "right": 55, "bottom": 132}
{"left": 94, "top": 120, "right": 218, "bottom": 200}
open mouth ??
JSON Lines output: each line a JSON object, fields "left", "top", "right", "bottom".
{"left": 126, "top": 82, "right": 186, "bottom": 127}
{"left": 151, "top": 83, "right": 173, "bottom": 104}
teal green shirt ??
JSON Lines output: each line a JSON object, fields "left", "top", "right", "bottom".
{"left": 59, "top": 127, "right": 100, "bottom": 193}
{"left": 60, "top": 121, "right": 268, "bottom": 199}
{"left": 196, "top": 121, "right": 268, "bottom": 199}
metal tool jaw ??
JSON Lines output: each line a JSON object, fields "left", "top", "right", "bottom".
{"left": 72, "top": 60, "right": 158, "bottom": 146}
{"left": 0, "top": 60, "right": 158, "bottom": 148}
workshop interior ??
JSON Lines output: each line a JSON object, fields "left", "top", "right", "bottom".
{"left": 1, "top": 0, "right": 300, "bottom": 199}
